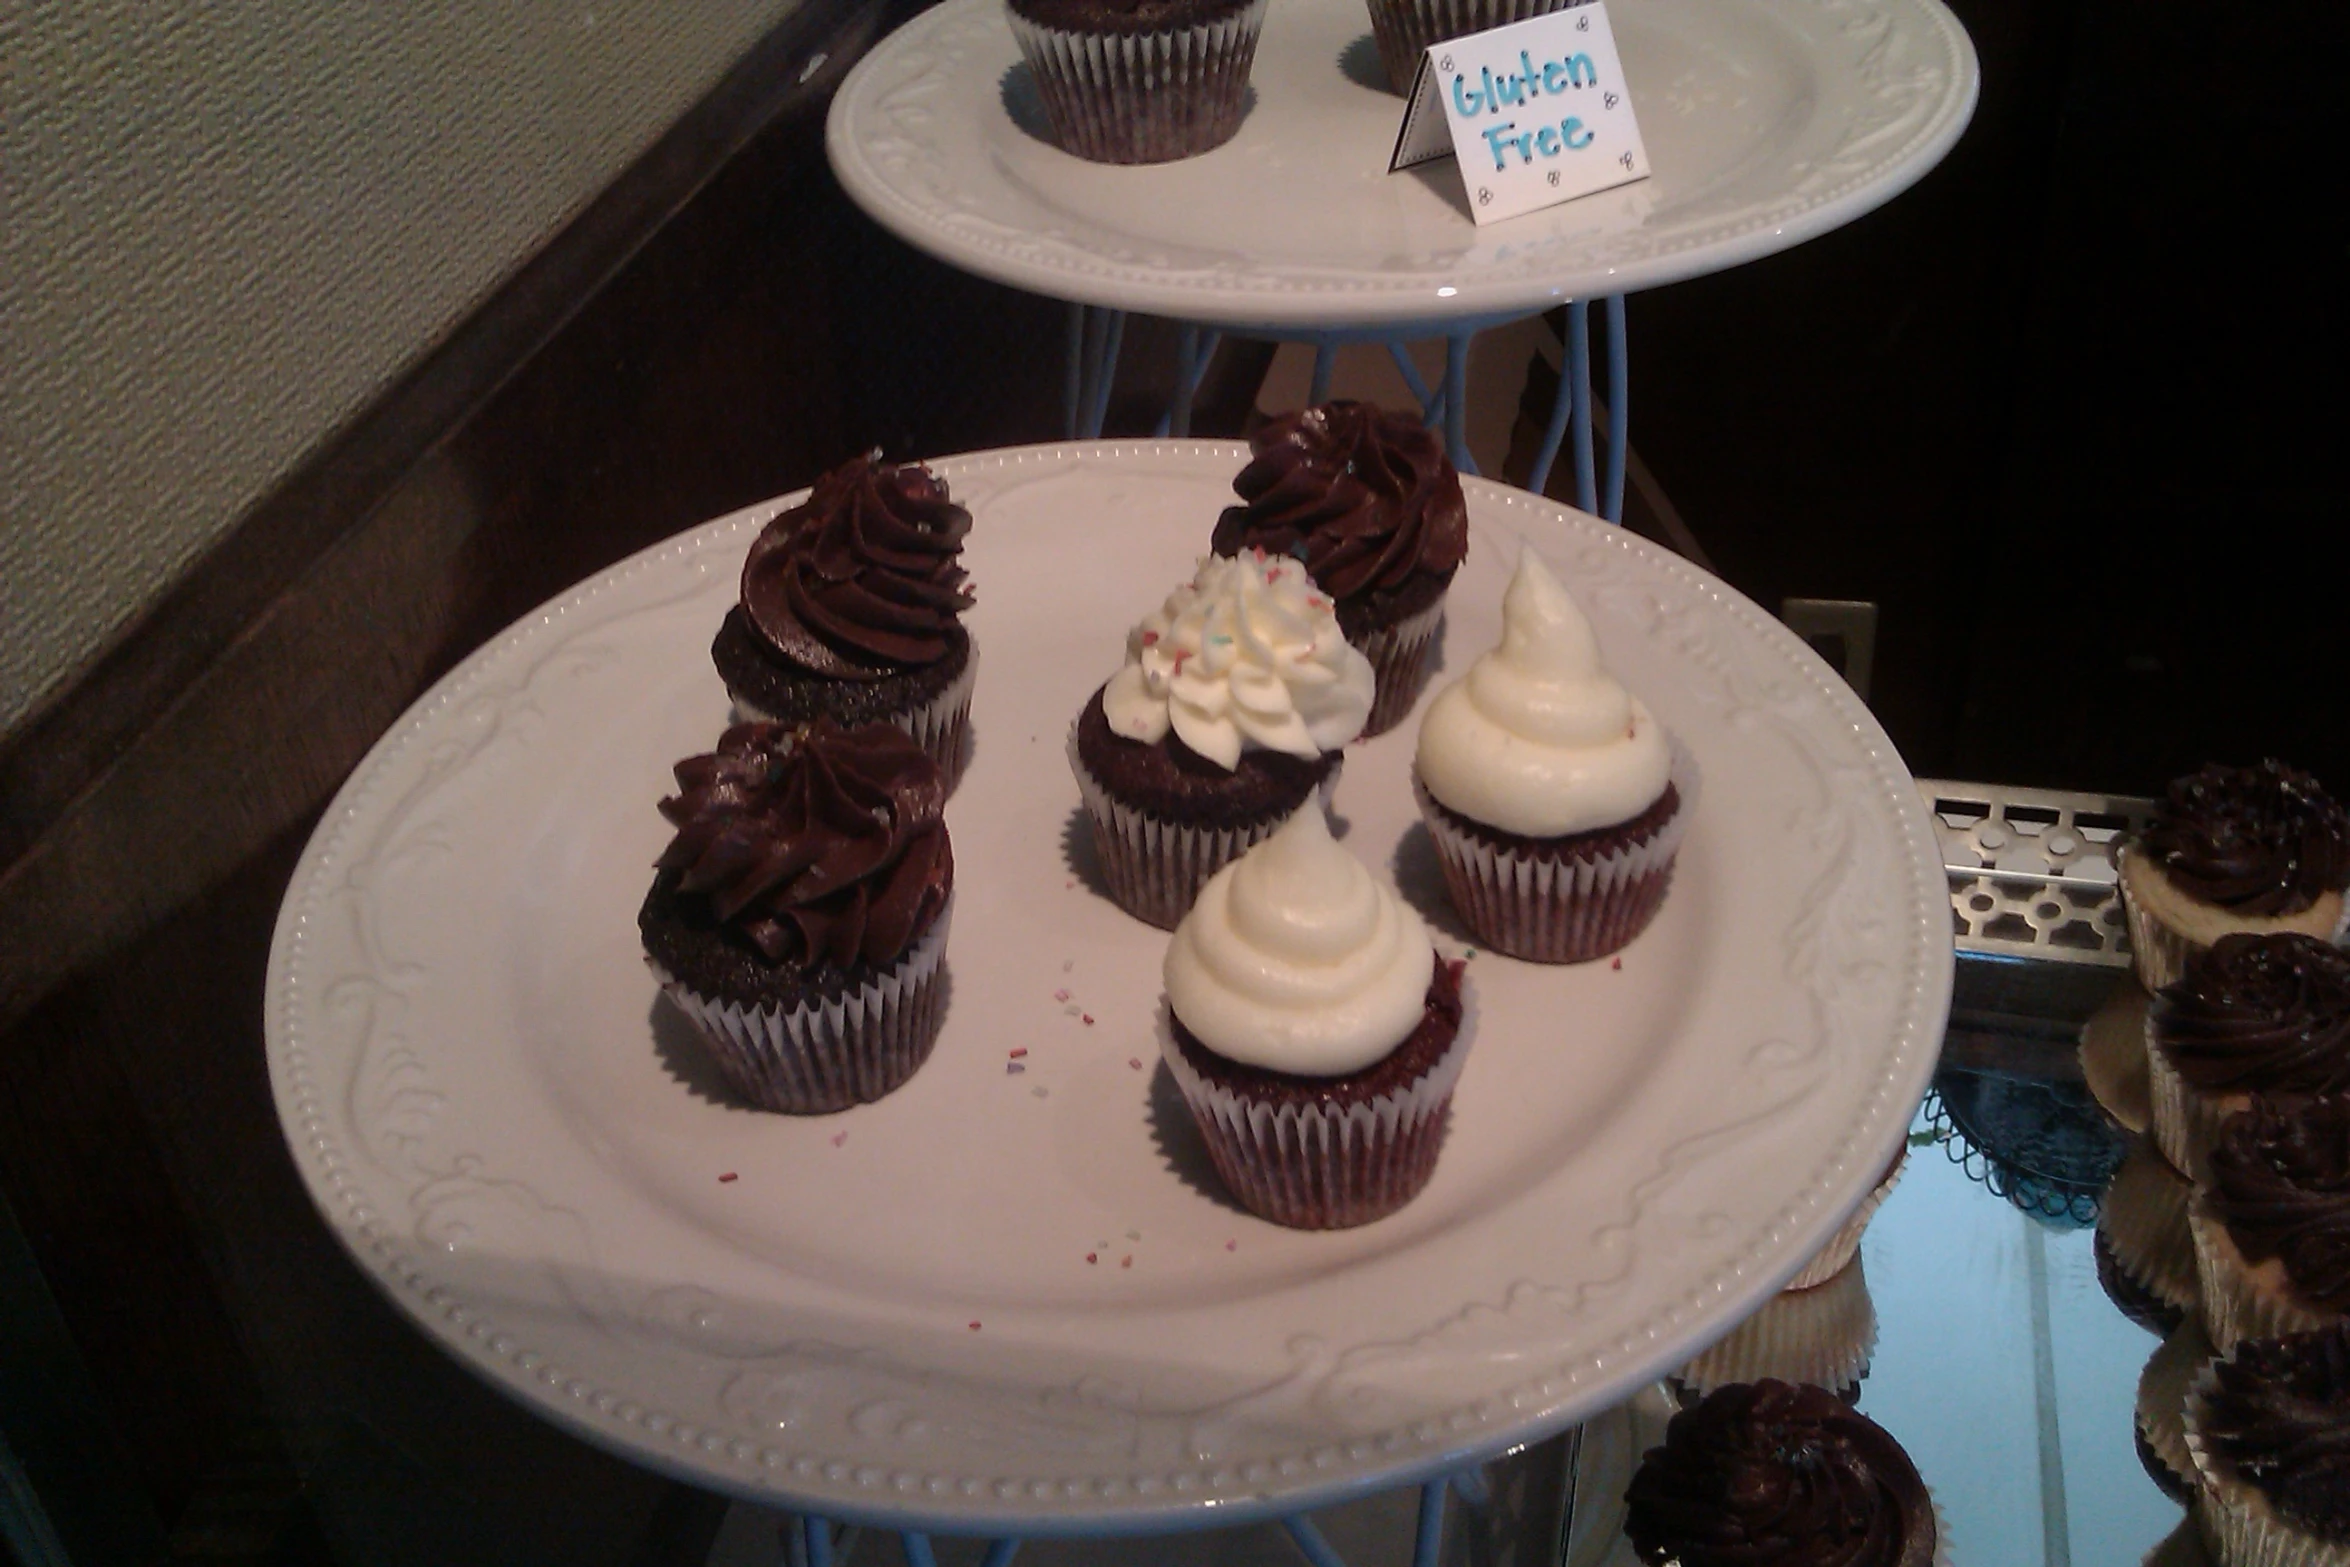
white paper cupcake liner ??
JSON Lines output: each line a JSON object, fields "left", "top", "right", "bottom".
{"left": 2185, "top": 1368, "right": 2350, "bottom": 1567}
{"left": 2190, "top": 1200, "right": 2342, "bottom": 1357}
{"left": 1068, "top": 722, "right": 1333, "bottom": 930}
{"left": 1157, "top": 983, "right": 1475, "bottom": 1229}
{"left": 647, "top": 897, "right": 951, "bottom": 1114}
{"left": 1783, "top": 1150, "right": 1906, "bottom": 1291}
{"left": 1676, "top": 1251, "right": 1877, "bottom": 1397}
{"left": 1358, "top": 594, "right": 1449, "bottom": 737}
{"left": 1008, "top": 0, "right": 1267, "bottom": 165}
{"left": 2146, "top": 1029, "right": 2245, "bottom": 1190}
{"left": 1414, "top": 734, "right": 1698, "bottom": 964}
{"left": 2138, "top": 1318, "right": 2216, "bottom": 1499}
{"left": 2117, "top": 843, "right": 2345, "bottom": 998}
{"left": 2101, "top": 1136, "right": 2200, "bottom": 1318}
{"left": 1364, "top": 0, "right": 1579, "bottom": 94}
{"left": 735, "top": 637, "right": 978, "bottom": 795}
{"left": 2121, "top": 844, "right": 2205, "bottom": 995}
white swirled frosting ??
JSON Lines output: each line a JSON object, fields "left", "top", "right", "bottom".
{"left": 1164, "top": 806, "right": 1434, "bottom": 1076}
{"left": 1414, "top": 547, "right": 1670, "bottom": 837}
{"left": 1103, "top": 549, "right": 1375, "bottom": 770}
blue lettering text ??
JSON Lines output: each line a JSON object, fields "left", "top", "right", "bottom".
{"left": 1536, "top": 124, "right": 1561, "bottom": 156}
{"left": 1562, "top": 116, "right": 1592, "bottom": 149}
{"left": 1450, "top": 73, "right": 1483, "bottom": 116}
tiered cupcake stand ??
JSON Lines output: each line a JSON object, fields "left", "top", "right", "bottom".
{"left": 825, "top": 0, "right": 1978, "bottom": 518}
{"left": 265, "top": 446, "right": 1956, "bottom": 1564}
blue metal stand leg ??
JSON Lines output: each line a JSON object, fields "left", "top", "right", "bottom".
{"left": 1603, "top": 294, "right": 1628, "bottom": 524}
{"left": 1062, "top": 302, "right": 1086, "bottom": 441}
{"left": 1308, "top": 341, "right": 1337, "bottom": 405}
{"left": 898, "top": 1531, "right": 937, "bottom": 1567}
{"left": 1158, "top": 326, "right": 1221, "bottom": 438}
{"left": 1567, "top": 299, "right": 1597, "bottom": 516}
{"left": 1443, "top": 332, "right": 1476, "bottom": 477}
{"left": 1386, "top": 341, "right": 1436, "bottom": 417}
{"left": 1283, "top": 1512, "right": 1351, "bottom": 1567}
{"left": 977, "top": 1540, "right": 1023, "bottom": 1567}
{"left": 1528, "top": 320, "right": 1575, "bottom": 501}
{"left": 1411, "top": 1477, "right": 1449, "bottom": 1567}
{"left": 1076, "top": 308, "right": 1125, "bottom": 439}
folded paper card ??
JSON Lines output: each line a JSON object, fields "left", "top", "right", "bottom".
{"left": 1389, "top": 4, "right": 1650, "bottom": 226}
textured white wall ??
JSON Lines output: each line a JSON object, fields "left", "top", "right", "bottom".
{"left": 1, "top": 0, "right": 801, "bottom": 737}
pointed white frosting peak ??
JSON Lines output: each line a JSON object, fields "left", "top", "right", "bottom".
{"left": 1413, "top": 547, "right": 1670, "bottom": 837}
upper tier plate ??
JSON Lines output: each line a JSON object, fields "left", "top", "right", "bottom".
{"left": 265, "top": 442, "right": 1950, "bottom": 1532}
{"left": 826, "top": 0, "right": 1978, "bottom": 329}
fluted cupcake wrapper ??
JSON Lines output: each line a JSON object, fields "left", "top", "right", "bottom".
{"left": 2080, "top": 978, "right": 2155, "bottom": 1135}
{"left": 1364, "top": 0, "right": 1581, "bottom": 94}
{"left": 736, "top": 637, "right": 978, "bottom": 796}
{"left": 2145, "top": 1032, "right": 2244, "bottom": 1191}
{"left": 2101, "top": 1136, "right": 2200, "bottom": 1319}
{"left": 1414, "top": 735, "right": 1696, "bottom": 964}
{"left": 1357, "top": 595, "right": 1449, "bottom": 738}
{"left": 1008, "top": 0, "right": 1267, "bottom": 165}
{"left": 2185, "top": 1372, "right": 2350, "bottom": 1567}
{"left": 1675, "top": 1252, "right": 1877, "bottom": 1397}
{"left": 2138, "top": 1318, "right": 2216, "bottom": 1500}
{"left": 1157, "top": 993, "right": 1475, "bottom": 1230}
{"left": 1783, "top": 1150, "right": 1906, "bottom": 1291}
{"left": 647, "top": 898, "right": 951, "bottom": 1114}
{"left": 1068, "top": 723, "right": 1333, "bottom": 930}
{"left": 2188, "top": 1201, "right": 2342, "bottom": 1358}
{"left": 2119, "top": 846, "right": 2203, "bottom": 995}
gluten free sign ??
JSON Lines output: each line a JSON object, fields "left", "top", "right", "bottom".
{"left": 1388, "top": 5, "right": 1650, "bottom": 225}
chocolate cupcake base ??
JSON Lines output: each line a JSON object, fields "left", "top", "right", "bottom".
{"left": 716, "top": 612, "right": 978, "bottom": 794}
{"left": 647, "top": 899, "right": 952, "bottom": 1115}
{"left": 1159, "top": 959, "right": 1471, "bottom": 1230}
{"left": 1358, "top": 594, "right": 1448, "bottom": 738}
{"left": 1008, "top": 0, "right": 1267, "bottom": 165}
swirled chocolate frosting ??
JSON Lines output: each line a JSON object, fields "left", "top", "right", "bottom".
{"left": 1211, "top": 402, "right": 1467, "bottom": 622}
{"left": 2142, "top": 760, "right": 2350, "bottom": 915}
{"left": 2212, "top": 1095, "right": 2350, "bottom": 1310}
{"left": 741, "top": 455, "right": 973, "bottom": 679}
{"left": 1624, "top": 1381, "right": 1935, "bottom": 1567}
{"left": 2154, "top": 934, "right": 2350, "bottom": 1094}
{"left": 654, "top": 720, "right": 951, "bottom": 968}
{"left": 2197, "top": 1323, "right": 2350, "bottom": 1539}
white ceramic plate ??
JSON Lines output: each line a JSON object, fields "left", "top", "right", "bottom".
{"left": 265, "top": 442, "right": 1949, "bottom": 1533}
{"left": 825, "top": 0, "right": 1978, "bottom": 329}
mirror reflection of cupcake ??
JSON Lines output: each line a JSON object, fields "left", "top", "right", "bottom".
{"left": 1675, "top": 1252, "right": 1876, "bottom": 1402}
{"left": 1213, "top": 401, "right": 1467, "bottom": 736}
{"left": 1625, "top": 1380, "right": 1945, "bottom": 1567}
{"left": 1411, "top": 547, "right": 1689, "bottom": 964}
{"left": 2184, "top": 1323, "right": 2350, "bottom": 1567}
{"left": 2135, "top": 1317, "right": 2214, "bottom": 1506}
{"left": 2190, "top": 1094, "right": 2350, "bottom": 1355}
{"left": 2147, "top": 933, "right": 2350, "bottom": 1186}
{"left": 2096, "top": 1136, "right": 2198, "bottom": 1336}
{"left": 712, "top": 455, "right": 976, "bottom": 792}
{"left": 2117, "top": 760, "right": 2349, "bottom": 993}
{"left": 1158, "top": 806, "right": 1473, "bottom": 1229}
{"left": 1929, "top": 1066, "right": 2128, "bottom": 1231}
{"left": 1007, "top": 0, "right": 1268, "bottom": 165}
{"left": 1070, "top": 549, "right": 1374, "bottom": 929}
{"left": 639, "top": 721, "right": 954, "bottom": 1114}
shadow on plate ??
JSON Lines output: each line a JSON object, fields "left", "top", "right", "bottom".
{"left": 1390, "top": 820, "right": 1477, "bottom": 946}
{"left": 1060, "top": 801, "right": 1111, "bottom": 900}
{"left": 1337, "top": 31, "right": 1393, "bottom": 94}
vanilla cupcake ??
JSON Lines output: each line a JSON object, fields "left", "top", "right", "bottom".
{"left": 1159, "top": 806, "right": 1472, "bottom": 1229}
{"left": 2098, "top": 1135, "right": 2199, "bottom": 1335}
{"left": 2118, "top": 760, "right": 2349, "bottom": 993}
{"left": 2191, "top": 1095, "right": 2350, "bottom": 1355}
{"left": 2148, "top": 933, "right": 2350, "bottom": 1185}
{"left": 2184, "top": 1323, "right": 2350, "bottom": 1566}
{"left": 1412, "top": 547, "right": 1689, "bottom": 963}
{"left": 1071, "top": 549, "right": 1375, "bottom": 930}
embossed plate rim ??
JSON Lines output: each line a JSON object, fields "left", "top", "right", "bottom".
{"left": 265, "top": 440, "right": 1951, "bottom": 1532}
{"left": 824, "top": 0, "right": 1979, "bottom": 327}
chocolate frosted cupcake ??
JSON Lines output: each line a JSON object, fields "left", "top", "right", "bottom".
{"left": 1363, "top": 1, "right": 1581, "bottom": 95}
{"left": 1213, "top": 401, "right": 1467, "bottom": 736}
{"left": 2119, "top": 761, "right": 2350, "bottom": 993}
{"left": 1159, "top": 806, "right": 1473, "bottom": 1229}
{"left": 2099, "top": 1135, "right": 2199, "bottom": 1334}
{"left": 1072, "top": 548, "right": 1374, "bottom": 929}
{"left": 639, "top": 720, "right": 953, "bottom": 1114}
{"left": 1412, "top": 547, "right": 1689, "bottom": 963}
{"left": 1624, "top": 1380, "right": 1942, "bottom": 1567}
{"left": 712, "top": 455, "right": 976, "bottom": 792}
{"left": 1007, "top": 0, "right": 1267, "bottom": 165}
{"left": 2192, "top": 1095, "right": 2350, "bottom": 1355}
{"left": 2149, "top": 934, "right": 2350, "bottom": 1185}
{"left": 2140, "top": 1318, "right": 2218, "bottom": 1502}
{"left": 2184, "top": 1323, "right": 2350, "bottom": 1566}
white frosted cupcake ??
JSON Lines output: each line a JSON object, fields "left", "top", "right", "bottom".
{"left": 1159, "top": 806, "right": 1473, "bottom": 1229}
{"left": 1071, "top": 549, "right": 1374, "bottom": 929}
{"left": 1412, "top": 547, "right": 1691, "bottom": 963}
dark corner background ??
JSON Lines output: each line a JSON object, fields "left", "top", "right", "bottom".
{"left": 1, "top": 0, "right": 2342, "bottom": 1561}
